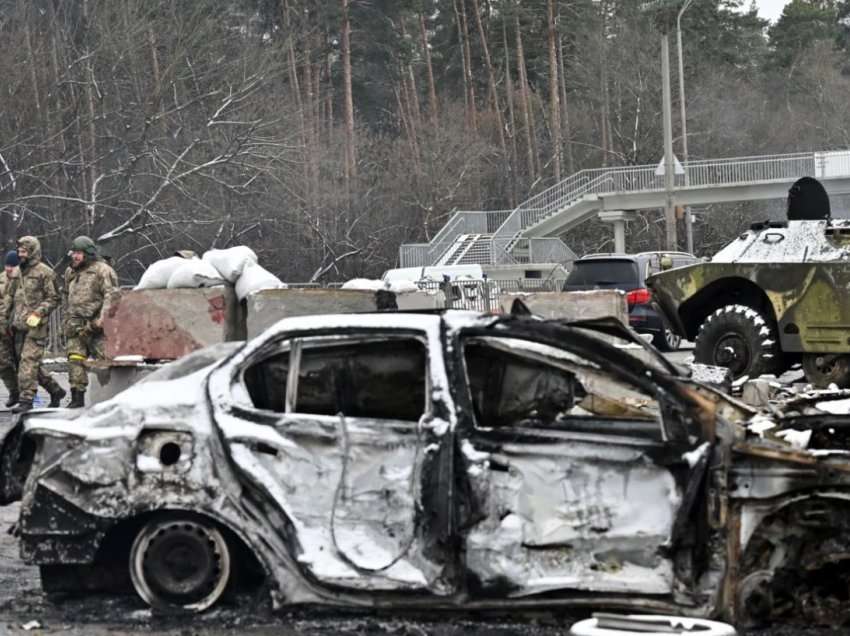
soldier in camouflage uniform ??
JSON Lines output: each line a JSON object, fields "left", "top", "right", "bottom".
{"left": 1, "top": 236, "right": 66, "bottom": 413}
{"left": 63, "top": 236, "right": 118, "bottom": 408}
{"left": 0, "top": 251, "right": 20, "bottom": 406}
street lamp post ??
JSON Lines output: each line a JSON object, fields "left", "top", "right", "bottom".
{"left": 677, "top": 0, "right": 694, "bottom": 254}
{"left": 661, "top": 33, "right": 677, "bottom": 251}
{"left": 641, "top": 0, "right": 683, "bottom": 252}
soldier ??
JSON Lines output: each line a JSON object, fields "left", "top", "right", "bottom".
{"left": 0, "top": 251, "right": 20, "bottom": 406}
{"left": 1, "top": 236, "right": 66, "bottom": 413}
{"left": 63, "top": 236, "right": 118, "bottom": 408}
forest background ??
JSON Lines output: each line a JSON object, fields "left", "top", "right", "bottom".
{"left": 1, "top": 0, "right": 848, "bottom": 283}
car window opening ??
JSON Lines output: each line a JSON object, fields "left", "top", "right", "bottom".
{"left": 463, "top": 337, "right": 659, "bottom": 427}
{"left": 244, "top": 338, "right": 427, "bottom": 421}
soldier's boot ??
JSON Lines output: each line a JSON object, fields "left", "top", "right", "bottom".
{"left": 4, "top": 391, "right": 19, "bottom": 408}
{"left": 12, "top": 399, "right": 33, "bottom": 414}
{"left": 48, "top": 386, "right": 66, "bottom": 408}
{"left": 67, "top": 389, "right": 85, "bottom": 409}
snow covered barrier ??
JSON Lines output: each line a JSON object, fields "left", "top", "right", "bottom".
{"left": 102, "top": 286, "right": 243, "bottom": 359}
{"left": 498, "top": 290, "right": 628, "bottom": 324}
{"left": 245, "top": 288, "right": 389, "bottom": 338}
{"left": 341, "top": 278, "right": 444, "bottom": 310}
{"left": 202, "top": 246, "right": 258, "bottom": 283}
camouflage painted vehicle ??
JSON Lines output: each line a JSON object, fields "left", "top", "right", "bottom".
{"left": 648, "top": 178, "right": 850, "bottom": 388}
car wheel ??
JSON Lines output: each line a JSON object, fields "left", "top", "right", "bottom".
{"left": 694, "top": 304, "right": 780, "bottom": 379}
{"left": 801, "top": 353, "right": 850, "bottom": 388}
{"left": 652, "top": 327, "right": 681, "bottom": 352}
{"left": 129, "top": 516, "right": 232, "bottom": 613}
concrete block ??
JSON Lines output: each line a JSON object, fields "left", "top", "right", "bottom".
{"left": 246, "top": 288, "right": 391, "bottom": 338}
{"left": 102, "top": 286, "right": 243, "bottom": 360}
{"left": 498, "top": 290, "right": 628, "bottom": 325}
{"left": 395, "top": 290, "right": 446, "bottom": 311}
{"left": 87, "top": 364, "right": 162, "bottom": 405}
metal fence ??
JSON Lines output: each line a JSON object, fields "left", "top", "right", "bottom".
{"left": 417, "top": 278, "right": 566, "bottom": 313}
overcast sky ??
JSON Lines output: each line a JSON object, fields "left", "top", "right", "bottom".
{"left": 755, "top": 0, "right": 790, "bottom": 23}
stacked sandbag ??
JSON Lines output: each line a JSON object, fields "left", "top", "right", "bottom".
{"left": 166, "top": 259, "right": 226, "bottom": 288}
{"left": 136, "top": 245, "right": 286, "bottom": 297}
{"left": 135, "top": 257, "right": 191, "bottom": 290}
{"left": 235, "top": 263, "right": 287, "bottom": 300}
{"left": 202, "top": 246, "right": 258, "bottom": 283}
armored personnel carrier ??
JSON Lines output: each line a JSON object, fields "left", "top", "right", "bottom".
{"left": 648, "top": 177, "right": 850, "bottom": 387}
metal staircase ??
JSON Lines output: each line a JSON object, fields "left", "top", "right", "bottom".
{"left": 399, "top": 150, "right": 850, "bottom": 267}
{"left": 436, "top": 234, "right": 488, "bottom": 265}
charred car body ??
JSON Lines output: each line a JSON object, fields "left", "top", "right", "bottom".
{"left": 6, "top": 310, "right": 850, "bottom": 626}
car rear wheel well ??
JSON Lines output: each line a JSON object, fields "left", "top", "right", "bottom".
{"left": 678, "top": 278, "right": 777, "bottom": 341}
{"left": 42, "top": 509, "right": 267, "bottom": 599}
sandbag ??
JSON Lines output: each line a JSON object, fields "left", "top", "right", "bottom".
{"left": 202, "top": 246, "right": 258, "bottom": 283}
{"left": 135, "top": 257, "right": 188, "bottom": 290}
{"left": 235, "top": 263, "right": 287, "bottom": 300}
{"left": 166, "top": 259, "right": 226, "bottom": 289}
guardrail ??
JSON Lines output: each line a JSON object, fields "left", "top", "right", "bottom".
{"left": 401, "top": 150, "right": 850, "bottom": 266}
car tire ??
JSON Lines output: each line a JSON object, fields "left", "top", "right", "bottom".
{"left": 694, "top": 304, "right": 780, "bottom": 379}
{"left": 801, "top": 353, "right": 850, "bottom": 389}
{"left": 652, "top": 326, "right": 681, "bottom": 352}
{"left": 129, "top": 515, "right": 232, "bottom": 613}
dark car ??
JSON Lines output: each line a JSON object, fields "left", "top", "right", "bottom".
{"left": 563, "top": 251, "right": 698, "bottom": 351}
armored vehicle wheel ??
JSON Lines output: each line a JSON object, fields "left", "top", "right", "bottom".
{"left": 802, "top": 353, "right": 850, "bottom": 388}
{"left": 694, "top": 304, "right": 780, "bottom": 379}
{"left": 653, "top": 326, "right": 681, "bottom": 352}
{"left": 130, "top": 516, "right": 232, "bottom": 613}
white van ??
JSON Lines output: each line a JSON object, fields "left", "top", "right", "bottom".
{"left": 381, "top": 264, "right": 485, "bottom": 284}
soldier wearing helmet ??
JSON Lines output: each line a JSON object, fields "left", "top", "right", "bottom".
{"left": 63, "top": 235, "right": 118, "bottom": 408}
{"left": 0, "top": 236, "right": 66, "bottom": 412}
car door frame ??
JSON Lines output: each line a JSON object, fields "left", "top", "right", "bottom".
{"left": 208, "top": 320, "right": 457, "bottom": 600}
{"left": 445, "top": 319, "right": 709, "bottom": 604}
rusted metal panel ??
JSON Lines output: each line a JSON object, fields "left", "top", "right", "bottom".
{"left": 102, "top": 287, "right": 243, "bottom": 360}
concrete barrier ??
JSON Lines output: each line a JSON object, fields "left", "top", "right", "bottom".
{"left": 394, "top": 289, "right": 446, "bottom": 311}
{"left": 87, "top": 363, "right": 163, "bottom": 404}
{"left": 245, "top": 288, "right": 392, "bottom": 338}
{"left": 498, "top": 290, "right": 628, "bottom": 325}
{"left": 102, "top": 286, "right": 243, "bottom": 359}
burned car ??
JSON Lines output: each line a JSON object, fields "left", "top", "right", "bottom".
{"left": 7, "top": 310, "right": 850, "bottom": 626}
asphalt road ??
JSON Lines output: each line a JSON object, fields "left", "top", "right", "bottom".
{"left": 0, "top": 358, "right": 827, "bottom": 635}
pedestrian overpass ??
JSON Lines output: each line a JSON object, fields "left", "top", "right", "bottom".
{"left": 399, "top": 150, "right": 850, "bottom": 267}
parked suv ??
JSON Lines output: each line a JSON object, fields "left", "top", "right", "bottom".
{"left": 563, "top": 251, "right": 698, "bottom": 351}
